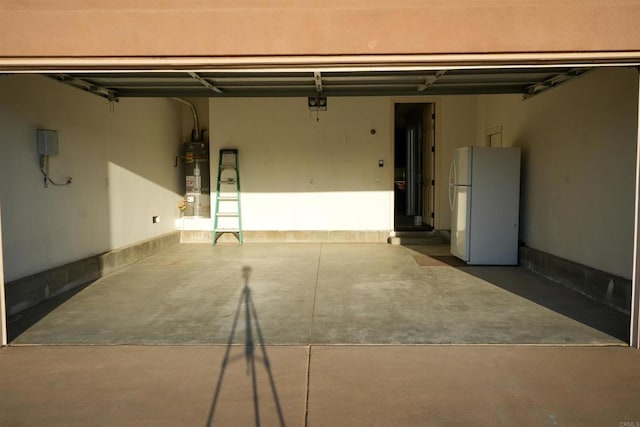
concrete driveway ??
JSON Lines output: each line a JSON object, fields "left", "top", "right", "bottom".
{"left": 1, "top": 345, "right": 639, "bottom": 426}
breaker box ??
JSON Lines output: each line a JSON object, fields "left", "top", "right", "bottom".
{"left": 37, "top": 129, "right": 59, "bottom": 156}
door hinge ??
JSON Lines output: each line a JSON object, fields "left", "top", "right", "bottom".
{"left": 431, "top": 113, "right": 436, "bottom": 119}
{"left": 430, "top": 212, "right": 435, "bottom": 218}
{"left": 431, "top": 180, "right": 435, "bottom": 186}
{"left": 431, "top": 146, "right": 435, "bottom": 153}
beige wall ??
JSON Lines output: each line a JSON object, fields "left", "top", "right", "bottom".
{"left": 0, "top": 75, "right": 183, "bottom": 281}
{"left": 1, "top": 1, "right": 638, "bottom": 58}
{"left": 478, "top": 68, "right": 640, "bottom": 278}
{"left": 178, "top": 98, "right": 209, "bottom": 143}
{"left": 210, "top": 95, "right": 481, "bottom": 232}
{"left": 210, "top": 97, "right": 393, "bottom": 231}
{"left": 435, "top": 96, "right": 479, "bottom": 230}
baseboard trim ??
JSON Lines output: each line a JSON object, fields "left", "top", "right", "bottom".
{"left": 519, "top": 246, "right": 632, "bottom": 314}
{"left": 181, "top": 230, "right": 390, "bottom": 243}
{"left": 5, "top": 231, "right": 180, "bottom": 316}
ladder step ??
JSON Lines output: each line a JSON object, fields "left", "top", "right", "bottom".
{"left": 214, "top": 148, "right": 242, "bottom": 245}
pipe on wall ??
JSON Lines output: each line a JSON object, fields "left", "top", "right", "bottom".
{"left": 171, "top": 97, "right": 200, "bottom": 141}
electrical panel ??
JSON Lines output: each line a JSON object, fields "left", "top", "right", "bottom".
{"left": 37, "top": 129, "right": 59, "bottom": 156}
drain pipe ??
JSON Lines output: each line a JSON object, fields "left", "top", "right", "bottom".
{"left": 171, "top": 97, "right": 200, "bottom": 141}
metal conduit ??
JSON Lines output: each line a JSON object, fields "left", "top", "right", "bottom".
{"left": 171, "top": 97, "right": 200, "bottom": 141}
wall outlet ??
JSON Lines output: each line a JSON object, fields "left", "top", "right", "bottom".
{"left": 152, "top": 216, "right": 160, "bottom": 223}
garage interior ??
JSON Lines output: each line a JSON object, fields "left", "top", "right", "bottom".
{"left": 1, "top": 65, "right": 637, "bottom": 347}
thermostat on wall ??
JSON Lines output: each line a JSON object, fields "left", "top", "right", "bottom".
{"left": 37, "top": 129, "right": 59, "bottom": 156}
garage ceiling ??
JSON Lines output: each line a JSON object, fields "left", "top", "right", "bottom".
{"left": 46, "top": 67, "right": 592, "bottom": 101}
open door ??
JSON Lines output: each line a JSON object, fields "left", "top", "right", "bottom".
{"left": 394, "top": 103, "right": 435, "bottom": 231}
{"left": 423, "top": 103, "right": 436, "bottom": 228}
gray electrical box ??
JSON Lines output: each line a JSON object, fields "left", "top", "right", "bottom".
{"left": 37, "top": 129, "right": 59, "bottom": 156}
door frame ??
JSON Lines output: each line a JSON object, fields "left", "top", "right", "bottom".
{"left": 0, "top": 200, "right": 6, "bottom": 346}
{"left": 390, "top": 97, "right": 441, "bottom": 231}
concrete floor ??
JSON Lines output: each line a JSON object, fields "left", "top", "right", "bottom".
{"left": 9, "top": 243, "right": 629, "bottom": 345}
{"left": 3, "top": 243, "right": 638, "bottom": 425}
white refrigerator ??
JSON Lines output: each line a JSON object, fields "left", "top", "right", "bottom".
{"left": 449, "top": 146, "right": 521, "bottom": 265}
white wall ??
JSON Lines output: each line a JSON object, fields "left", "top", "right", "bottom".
{"left": 478, "top": 67, "right": 639, "bottom": 278}
{"left": 210, "top": 97, "right": 393, "bottom": 231}
{"left": 0, "top": 75, "right": 183, "bottom": 282}
{"left": 178, "top": 97, "right": 209, "bottom": 143}
{"left": 435, "top": 96, "right": 479, "bottom": 230}
{"left": 210, "top": 96, "right": 480, "bottom": 232}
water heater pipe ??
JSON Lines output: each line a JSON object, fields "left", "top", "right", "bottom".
{"left": 171, "top": 97, "right": 200, "bottom": 141}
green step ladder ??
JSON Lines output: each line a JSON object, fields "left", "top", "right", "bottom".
{"left": 213, "top": 149, "right": 243, "bottom": 245}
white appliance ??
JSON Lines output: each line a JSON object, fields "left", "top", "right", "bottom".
{"left": 449, "top": 146, "right": 521, "bottom": 265}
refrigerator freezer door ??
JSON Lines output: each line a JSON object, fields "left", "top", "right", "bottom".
{"left": 453, "top": 147, "right": 472, "bottom": 186}
{"left": 450, "top": 186, "right": 471, "bottom": 261}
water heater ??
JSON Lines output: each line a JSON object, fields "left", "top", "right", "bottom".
{"left": 182, "top": 142, "right": 210, "bottom": 217}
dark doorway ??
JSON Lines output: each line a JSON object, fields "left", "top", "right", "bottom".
{"left": 394, "top": 103, "right": 435, "bottom": 231}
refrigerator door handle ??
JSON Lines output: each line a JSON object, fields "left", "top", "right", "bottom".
{"left": 448, "top": 159, "right": 455, "bottom": 211}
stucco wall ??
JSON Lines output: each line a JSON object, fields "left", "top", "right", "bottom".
{"left": 478, "top": 67, "right": 639, "bottom": 278}
{"left": 1, "top": 1, "right": 638, "bottom": 58}
{"left": 0, "top": 75, "right": 183, "bottom": 282}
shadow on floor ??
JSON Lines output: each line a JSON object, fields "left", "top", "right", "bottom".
{"left": 206, "top": 266, "right": 285, "bottom": 427}
{"left": 7, "top": 282, "right": 94, "bottom": 343}
{"left": 407, "top": 245, "right": 630, "bottom": 343}
{"left": 463, "top": 266, "right": 630, "bottom": 343}
{"left": 394, "top": 213, "right": 434, "bottom": 232}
